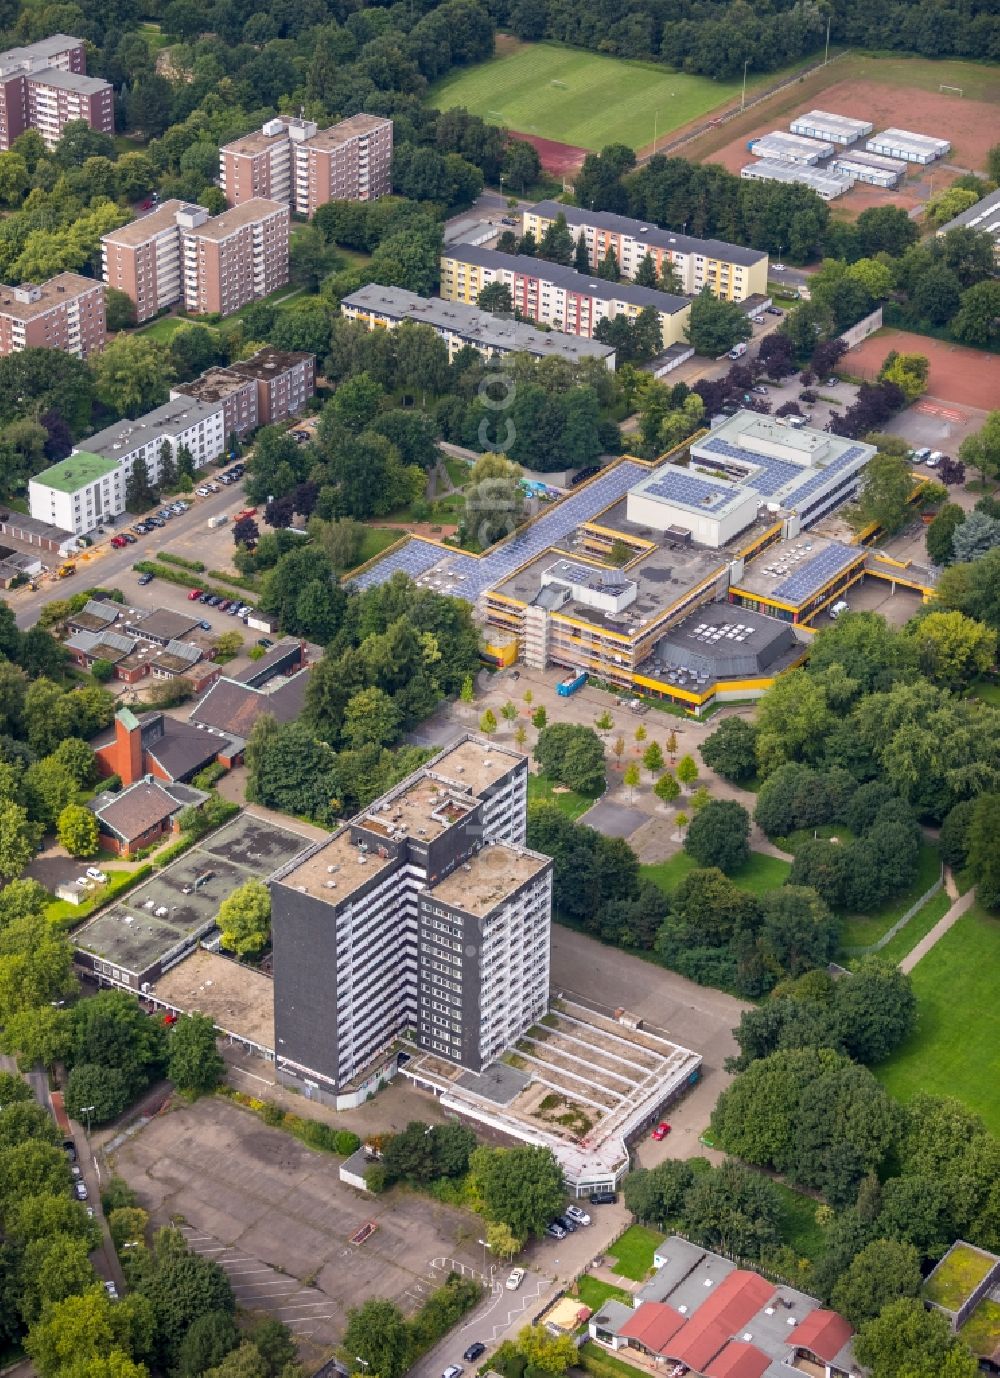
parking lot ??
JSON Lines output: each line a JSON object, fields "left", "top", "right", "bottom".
{"left": 114, "top": 1096, "right": 486, "bottom": 1359}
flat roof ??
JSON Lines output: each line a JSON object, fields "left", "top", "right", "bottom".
{"left": 0, "top": 272, "right": 102, "bottom": 321}
{"left": 868, "top": 127, "right": 950, "bottom": 153}
{"left": 75, "top": 813, "right": 311, "bottom": 978}
{"left": 791, "top": 109, "right": 872, "bottom": 135}
{"left": 153, "top": 947, "right": 275, "bottom": 1051}
{"left": 302, "top": 113, "right": 391, "bottom": 150}
{"left": 84, "top": 396, "right": 223, "bottom": 460}
{"left": 185, "top": 199, "right": 287, "bottom": 240}
{"left": 0, "top": 35, "right": 81, "bottom": 72}
{"left": 938, "top": 186, "right": 1000, "bottom": 240}
{"left": 27, "top": 66, "right": 108, "bottom": 93}
{"left": 732, "top": 533, "right": 863, "bottom": 602}
{"left": 442, "top": 246, "right": 691, "bottom": 314}
{"left": 527, "top": 201, "right": 767, "bottom": 267}
{"left": 230, "top": 348, "right": 313, "bottom": 380}
{"left": 101, "top": 200, "right": 194, "bottom": 248}
{"left": 430, "top": 842, "right": 549, "bottom": 917}
{"left": 429, "top": 736, "right": 524, "bottom": 794}
{"left": 277, "top": 826, "right": 395, "bottom": 904}
{"left": 342, "top": 284, "right": 616, "bottom": 363}
{"left": 832, "top": 150, "right": 907, "bottom": 174}
{"left": 742, "top": 161, "right": 852, "bottom": 195}
{"left": 361, "top": 772, "right": 476, "bottom": 844}
{"left": 643, "top": 603, "right": 801, "bottom": 683}
{"left": 750, "top": 131, "right": 834, "bottom": 157}
{"left": 32, "top": 450, "right": 118, "bottom": 494}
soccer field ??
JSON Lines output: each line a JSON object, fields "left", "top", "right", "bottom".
{"left": 427, "top": 41, "right": 747, "bottom": 152}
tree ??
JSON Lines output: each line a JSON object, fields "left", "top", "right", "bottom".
{"left": 460, "top": 674, "right": 474, "bottom": 704}
{"left": 951, "top": 510, "right": 1000, "bottom": 563}
{"left": 0, "top": 799, "right": 41, "bottom": 879}
{"left": 343, "top": 1298, "right": 410, "bottom": 1378}
{"left": 538, "top": 212, "right": 574, "bottom": 266}
{"left": 654, "top": 771, "right": 680, "bottom": 804}
{"left": 478, "top": 281, "right": 513, "bottom": 314}
{"left": 168, "top": 1013, "right": 224, "bottom": 1094}
{"left": 531, "top": 706, "right": 547, "bottom": 730}
{"left": 926, "top": 503, "right": 966, "bottom": 565}
{"left": 685, "top": 287, "right": 752, "bottom": 357}
{"left": 682, "top": 1161, "right": 783, "bottom": 1259}
{"left": 217, "top": 880, "right": 271, "bottom": 959}
{"left": 952, "top": 280, "right": 1000, "bottom": 349}
{"left": 683, "top": 799, "right": 750, "bottom": 874}
{"left": 757, "top": 886, "right": 837, "bottom": 980}
{"left": 92, "top": 335, "right": 172, "bottom": 418}
{"left": 139, "top": 1235, "right": 235, "bottom": 1365}
{"left": 66, "top": 1063, "right": 132, "bottom": 1124}
{"left": 967, "top": 794, "right": 1000, "bottom": 910}
{"left": 959, "top": 413, "right": 1000, "bottom": 487}
{"left": 878, "top": 350, "right": 929, "bottom": 403}
{"left": 233, "top": 516, "right": 259, "bottom": 548}
{"left": 480, "top": 708, "right": 497, "bottom": 735}
{"left": 676, "top": 754, "right": 698, "bottom": 787}
{"left": 175, "top": 1312, "right": 239, "bottom": 1378}
{"left": 642, "top": 741, "right": 664, "bottom": 776}
{"left": 534, "top": 723, "right": 606, "bottom": 794}
{"left": 700, "top": 717, "right": 758, "bottom": 782}
{"left": 831, "top": 1239, "right": 922, "bottom": 1328}
{"left": 503, "top": 139, "right": 540, "bottom": 194}
{"left": 513, "top": 1326, "right": 577, "bottom": 1374}
{"left": 906, "top": 609, "right": 995, "bottom": 690}
{"left": 486, "top": 1221, "right": 520, "bottom": 1259}
{"left": 623, "top": 761, "right": 640, "bottom": 799}
{"left": 475, "top": 1145, "right": 564, "bottom": 1239}
{"left": 57, "top": 803, "right": 99, "bottom": 858}
{"left": 612, "top": 735, "right": 625, "bottom": 768}
{"left": 623, "top": 1158, "right": 694, "bottom": 1225}
{"left": 597, "top": 246, "right": 619, "bottom": 280}
{"left": 855, "top": 1298, "right": 978, "bottom": 1378}
{"left": 850, "top": 452, "right": 913, "bottom": 536}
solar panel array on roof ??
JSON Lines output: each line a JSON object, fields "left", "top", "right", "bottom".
{"left": 352, "top": 537, "right": 453, "bottom": 590}
{"left": 700, "top": 436, "right": 804, "bottom": 496}
{"left": 642, "top": 470, "right": 736, "bottom": 513}
{"left": 788, "top": 443, "right": 867, "bottom": 511}
{"left": 771, "top": 542, "right": 858, "bottom": 602}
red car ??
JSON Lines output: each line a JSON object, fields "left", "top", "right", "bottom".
{"left": 110, "top": 535, "right": 128, "bottom": 549}
{"left": 651, "top": 1121, "right": 671, "bottom": 1141}
{"left": 188, "top": 588, "right": 204, "bottom": 600}
{"left": 236, "top": 508, "right": 258, "bottom": 520}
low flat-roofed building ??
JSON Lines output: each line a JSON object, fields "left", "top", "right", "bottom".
{"left": 638, "top": 603, "right": 804, "bottom": 698}
{"left": 729, "top": 532, "right": 867, "bottom": 624}
{"left": 65, "top": 626, "right": 137, "bottom": 668}
{"left": 937, "top": 186, "right": 1000, "bottom": 261}
{"left": 831, "top": 151, "right": 906, "bottom": 188}
{"left": 740, "top": 160, "right": 853, "bottom": 199}
{"left": 67, "top": 597, "right": 120, "bottom": 634}
{"left": 0, "top": 509, "right": 74, "bottom": 554}
{"left": 790, "top": 109, "right": 873, "bottom": 144}
{"left": 866, "top": 127, "right": 950, "bottom": 163}
{"left": 749, "top": 131, "right": 835, "bottom": 164}
{"left": 126, "top": 606, "right": 202, "bottom": 645}
{"left": 150, "top": 947, "right": 276, "bottom": 1057}
{"left": 341, "top": 284, "right": 618, "bottom": 368}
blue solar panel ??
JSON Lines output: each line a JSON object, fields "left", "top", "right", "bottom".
{"left": 352, "top": 462, "right": 646, "bottom": 602}
{"left": 771, "top": 542, "right": 858, "bottom": 602}
{"left": 642, "top": 471, "right": 735, "bottom": 512}
{"left": 700, "top": 436, "right": 810, "bottom": 498}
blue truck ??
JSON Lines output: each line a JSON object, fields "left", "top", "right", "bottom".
{"left": 556, "top": 669, "right": 587, "bottom": 697}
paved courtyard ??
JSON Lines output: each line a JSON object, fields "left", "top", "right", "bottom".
{"left": 113, "top": 1097, "right": 485, "bottom": 1359}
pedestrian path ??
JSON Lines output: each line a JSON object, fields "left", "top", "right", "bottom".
{"left": 900, "top": 887, "right": 976, "bottom": 974}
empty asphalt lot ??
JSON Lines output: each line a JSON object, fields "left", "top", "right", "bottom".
{"left": 114, "top": 1097, "right": 484, "bottom": 1355}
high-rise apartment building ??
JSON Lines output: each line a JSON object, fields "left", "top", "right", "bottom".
{"left": 523, "top": 202, "right": 769, "bottom": 303}
{"left": 180, "top": 199, "right": 289, "bottom": 318}
{"left": 270, "top": 738, "right": 552, "bottom": 1103}
{"left": 0, "top": 35, "right": 112, "bottom": 151}
{"left": 103, "top": 199, "right": 290, "bottom": 322}
{"left": 440, "top": 246, "right": 692, "bottom": 347}
{"left": 169, "top": 347, "right": 316, "bottom": 436}
{"left": 219, "top": 113, "right": 393, "bottom": 217}
{"left": 0, "top": 273, "right": 105, "bottom": 358}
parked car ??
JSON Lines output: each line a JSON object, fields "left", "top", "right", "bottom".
{"left": 570, "top": 465, "right": 600, "bottom": 487}
{"left": 555, "top": 1214, "right": 578, "bottom": 1233}
{"left": 195, "top": 486, "right": 210, "bottom": 496}
{"left": 441, "top": 1366, "right": 463, "bottom": 1378}
{"left": 765, "top": 305, "right": 783, "bottom": 316}
{"left": 565, "top": 1204, "right": 591, "bottom": 1226}
{"left": 589, "top": 1190, "right": 617, "bottom": 1205}
{"left": 824, "top": 377, "right": 839, "bottom": 387}
{"left": 545, "top": 1221, "right": 567, "bottom": 1240}
{"left": 71, "top": 1164, "right": 81, "bottom": 1178}
{"left": 501, "top": 216, "right": 518, "bottom": 225}
{"left": 256, "top": 637, "right": 273, "bottom": 649}
{"left": 103, "top": 1281, "right": 118, "bottom": 1300}
{"left": 199, "top": 620, "right": 212, "bottom": 631}
{"left": 928, "top": 451, "right": 944, "bottom": 466}
{"left": 773, "top": 262, "right": 786, "bottom": 271}
{"left": 122, "top": 533, "right": 137, "bottom": 544}
{"left": 506, "top": 1268, "right": 525, "bottom": 1291}
{"left": 651, "top": 1121, "right": 671, "bottom": 1141}
{"left": 137, "top": 573, "right": 154, "bottom": 586}
{"left": 751, "top": 385, "right": 768, "bottom": 395}
{"left": 110, "top": 535, "right": 128, "bottom": 549}
{"left": 63, "top": 1140, "right": 77, "bottom": 1163}
{"left": 86, "top": 867, "right": 107, "bottom": 883}
{"left": 75, "top": 1182, "right": 88, "bottom": 1201}
{"left": 188, "top": 588, "right": 204, "bottom": 600}
{"left": 463, "top": 1344, "right": 486, "bottom": 1362}
{"left": 913, "top": 447, "right": 932, "bottom": 461}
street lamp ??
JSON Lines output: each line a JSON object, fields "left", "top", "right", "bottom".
{"left": 81, "top": 1104, "right": 95, "bottom": 1134}
{"left": 477, "top": 1237, "right": 491, "bottom": 1276}
{"left": 741, "top": 58, "right": 750, "bottom": 113}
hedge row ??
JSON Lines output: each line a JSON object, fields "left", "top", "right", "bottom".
{"left": 158, "top": 552, "right": 206, "bottom": 573}
{"left": 132, "top": 560, "right": 246, "bottom": 604}
{"left": 208, "top": 567, "right": 259, "bottom": 592}
{"left": 220, "top": 1087, "right": 362, "bottom": 1157}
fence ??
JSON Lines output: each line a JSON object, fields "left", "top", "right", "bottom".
{"left": 842, "top": 862, "right": 945, "bottom": 956}
{"left": 838, "top": 305, "right": 884, "bottom": 350}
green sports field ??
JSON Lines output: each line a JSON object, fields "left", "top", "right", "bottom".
{"left": 427, "top": 40, "right": 748, "bottom": 152}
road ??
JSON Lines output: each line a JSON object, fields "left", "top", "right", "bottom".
{"left": 11, "top": 476, "right": 246, "bottom": 630}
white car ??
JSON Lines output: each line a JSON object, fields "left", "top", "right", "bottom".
{"left": 773, "top": 262, "right": 786, "bottom": 271}
{"left": 104, "top": 1280, "right": 118, "bottom": 1300}
{"left": 196, "top": 486, "right": 210, "bottom": 496}
{"left": 506, "top": 1267, "right": 525, "bottom": 1291}
{"left": 86, "top": 867, "right": 108, "bottom": 883}
{"left": 75, "top": 1182, "right": 88, "bottom": 1201}
{"left": 565, "top": 1204, "right": 591, "bottom": 1226}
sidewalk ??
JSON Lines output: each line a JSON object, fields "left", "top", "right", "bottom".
{"left": 900, "top": 886, "right": 976, "bottom": 974}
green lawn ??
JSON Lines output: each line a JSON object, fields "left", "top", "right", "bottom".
{"left": 876, "top": 903, "right": 1000, "bottom": 1135}
{"left": 427, "top": 40, "right": 757, "bottom": 152}
{"left": 924, "top": 1242, "right": 995, "bottom": 1311}
{"left": 848, "top": 889, "right": 950, "bottom": 969}
{"left": 43, "top": 866, "right": 152, "bottom": 930}
{"left": 773, "top": 1180, "right": 827, "bottom": 1261}
{"left": 527, "top": 772, "right": 597, "bottom": 821}
{"left": 575, "top": 1276, "right": 632, "bottom": 1310}
{"left": 840, "top": 841, "right": 942, "bottom": 952}
{"left": 137, "top": 315, "right": 188, "bottom": 341}
{"left": 352, "top": 526, "right": 404, "bottom": 570}
{"left": 642, "top": 849, "right": 791, "bottom": 897}
{"left": 443, "top": 454, "right": 472, "bottom": 489}
{"left": 607, "top": 1225, "right": 664, "bottom": 1282}
{"left": 971, "top": 678, "right": 1000, "bottom": 707}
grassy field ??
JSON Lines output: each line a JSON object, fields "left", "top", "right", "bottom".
{"left": 353, "top": 527, "right": 403, "bottom": 569}
{"left": 876, "top": 902, "right": 1000, "bottom": 1135}
{"left": 642, "top": 849, "right": 791, "bottom": 897}
{"left": 773, "top": 1180, "right": 827, "bottom": 1261}
{"left": 847, "top": 889, "right": 950, "bottom": 970}
{"left": 575, "top": 1276, "right": 632, "bottom": 1310}
{"left": 137, "top": 315, "right": 189, "bottom": 341}
{"left": 527, "top": 772, "right": 598, "bottom": 820}
{"left": 608, "top": 1224, "right": 664, "bottom": 1281}
{"left": 427, "top": 40, "right": 753, "bottom": 151}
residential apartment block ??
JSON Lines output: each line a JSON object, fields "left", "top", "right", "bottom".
{"left": 522, "top": 202, "right": 769, "bottom": 303}
{"left": 440, "top": 246, "right": 692, "bottom": 347}
{"left": 29, "top": 397, "right": 225, "bottom": 534}
{"left": 180, "top": 198, "right": 289, "bottom": 317}
{"left": 0, "top": 35, "right": 112, "bottom": 150}
{"left": 0, "top": 273, "right": 105, "bottom": 358}
{"left": 220, "top": 113, "right": 393, "bottom": 217}
{"left": 270, "top": 737, "right": 552, "bottom": 1103}
{"left": 102, "top": 199, "right": 290, "bottom": 323}
{"left": 341, "top": 284, "right": 618, "bottom": 368}
{"left": 102, "top": 201, "right": 206, "bottom": 324}
{"left": 170, "top": 347, "right": 315, "bottom": 436}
